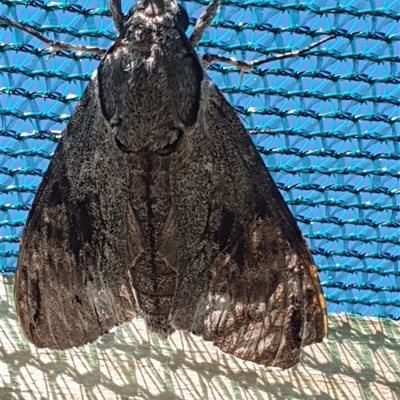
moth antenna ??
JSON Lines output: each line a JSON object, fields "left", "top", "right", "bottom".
{"left": 109, "top": 0, "right": 124, "bottom": 33}
{"left": 201, "top": 34, "right": 336, "bottom": 72}
{"left": 247, "top": 129, "right": 276, "bottom": 136}
{"left": 251, "top": 34, "right": 336, "bottom": 68}
{"left": 189, "top": 0, "right": 221, "bottom": 46}
{"left": 0, "top": 15, "right": 107, "bottom": 57}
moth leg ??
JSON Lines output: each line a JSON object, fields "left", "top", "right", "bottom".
{"left": 201, "top": 34, "right": 336, "bottom": 72}
{"left": 0, "top": 16, "right": 107, "bottom": 57}
{"left": 109, "top": 0, "right": 124, "bottom": 33}
{"left": 189, "top": 0, "right": 221, "bottom": 46}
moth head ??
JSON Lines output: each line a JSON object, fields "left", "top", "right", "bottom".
{"left": 121, "top": 0, "right": 190, "bottom": 56}
{"left": 126, "top": 0, "right": 188, "bottom": 30}
{"left": 135, "top": 0, "right": 177, "bottom": 22}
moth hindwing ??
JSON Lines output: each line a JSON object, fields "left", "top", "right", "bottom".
{"left": 14, "top": 0, "right": 328, "bottom": 369}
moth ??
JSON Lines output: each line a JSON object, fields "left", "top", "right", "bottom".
{"left": 11, "top": 0, "right": 328, "bottom": 369}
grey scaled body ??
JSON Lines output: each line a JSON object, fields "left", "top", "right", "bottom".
{"left": 15, "top": 0, "right": 327, "bottom": 369}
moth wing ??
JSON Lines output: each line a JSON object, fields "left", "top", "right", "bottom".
{"left": 191, "top": 82, "right": 327, "bottom": 369}
{"left": 14, "top": 80, "right": 137, "bottom": 350}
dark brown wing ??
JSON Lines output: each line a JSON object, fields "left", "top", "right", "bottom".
{"left": 14, "top": 80, "right": 137, "bottom": 350}
{"left": 184, "top": 82, "right": 328, "bottom": 369}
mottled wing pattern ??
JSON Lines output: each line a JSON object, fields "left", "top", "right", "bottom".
{"left": 14, "top": 79, "right": 137, "bottom": 349}
{"left": 188, "top": 82, "right": 327, "bottom": 369}
{"left": 13, "top": 0, "right": 327, "bottom": 370}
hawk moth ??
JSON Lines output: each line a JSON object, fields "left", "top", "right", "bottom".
{"left": 13, "top": 0, "right": 328, "bottom": 369}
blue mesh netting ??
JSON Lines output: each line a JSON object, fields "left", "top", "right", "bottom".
{"left": 0, "top": 0, "right": 399, "bottom": 320}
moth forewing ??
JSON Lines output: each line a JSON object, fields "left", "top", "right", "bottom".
{"left": 13, "top": 0, "right": 327, "bottom": 369}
